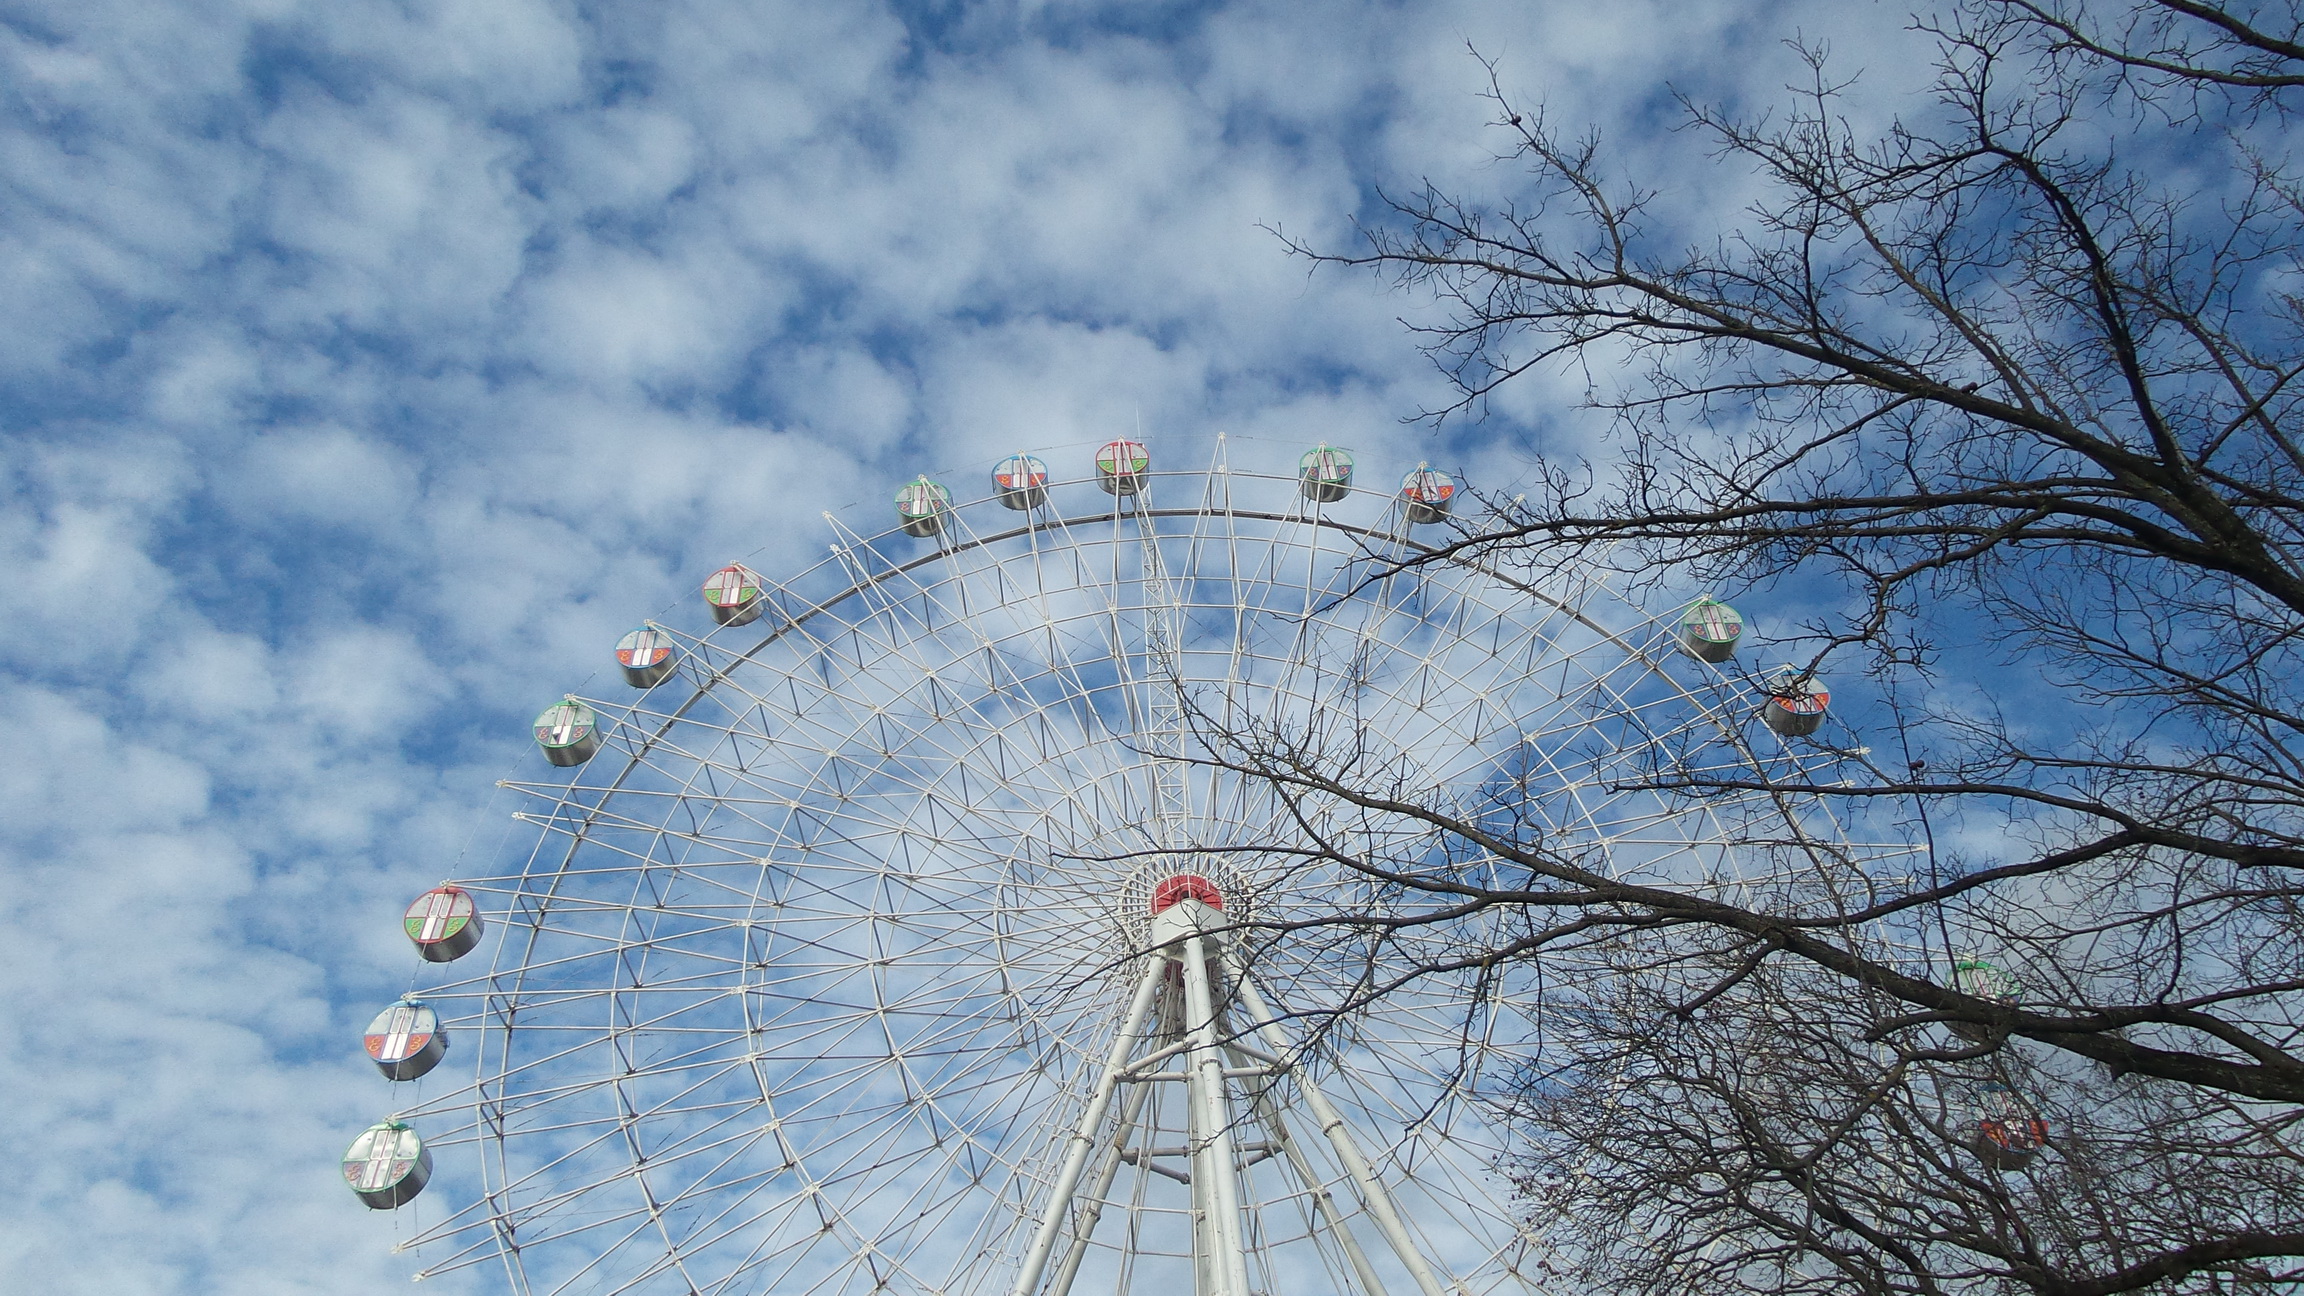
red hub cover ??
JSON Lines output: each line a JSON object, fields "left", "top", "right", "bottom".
{"left": 1149, "top": 873, "right": 1225, "bottom": 914}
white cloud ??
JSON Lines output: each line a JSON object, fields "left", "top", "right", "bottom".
{"left": 518, "top": 240, "right": 768, "bottom": 387}
{"left": 135, "top": 622, "right": 282, "bottom": 720}
{"left": 541, "top": 104, "right": 700, "bottom": 215}
{"left": 228, "top": 424, "right": 421, "bottom": 527}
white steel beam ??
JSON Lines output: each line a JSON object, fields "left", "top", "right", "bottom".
{"left": 1044, "top": 1063, "right": 1161, "bottom": 1296}
{"left": 1183, "top": 932, "right": 1252, "bottom": 1296}
{"left": 1227, "top": 1041, "right": 1389, "bottom": 1296}
{"left": 1232, "top": 967, "right": 1452, "bottom": 1296}
{"left": 1008, "top": 957, "right": 1169, "bottom": 1296}
{"left": 1129, "top": 488, "right": 1192, "bottom": 849}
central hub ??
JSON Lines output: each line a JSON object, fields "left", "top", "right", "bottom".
{"left": 1148, "top": 873, "right": 1224, "bottom": 915}
{"left": 1120, "top": 857, "right": 1254, "bottom": 951}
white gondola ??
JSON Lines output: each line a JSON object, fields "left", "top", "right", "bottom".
{"left": 702, "top": 563, "right": 765, "bottom": 627}
{"left": 1095, "top": 440, "right": 1150, "bottom": 496}
{"left": 1966, "top": 1082, "right": 2049, "bottom": 1171}
{"left": 533, "top": 697, "right": 602, "bottom": 766}
{"left": 1400, "top": 464, "right": 1455, "bottom": 524}
{"left": 1678, "top": 599, "right": 1744, "bottom": 663}
{"left": 403, "top": 885, "right": 485, "bottom": 963}
{"left": 1762, "top": 673, "right": 1829, "bottom": 737}
{"left": 992, "top": 454, "right": 1049, "bottom": 510}
{"left": 895, "top": 477, "right": 952, "bottom": 538}
{"left": 363, "top": 1000, "right": 448, "bottom": 1081}
{"left": 342, "top": 1120, "right": 432, "bottom": 1209}
{"left": 1949, "top": 958, "right": 2019, "bottom": 1042}
{"left": 1298, "top": 444, "right": 1354, "bottom": 503}
{"left": 615, "top": 626, "right": 677, "bottom": 688}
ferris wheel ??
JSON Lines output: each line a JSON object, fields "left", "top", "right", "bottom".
{"left": 349, "top": 436, "right": 1885, "bottom": 1296}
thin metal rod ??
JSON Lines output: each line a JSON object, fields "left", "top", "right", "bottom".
{"left": 1232, "top": 967, "right": 1451, "bottom": 1296}
{"left": 1183, "top": 934, "right": 1251, "bottom": 1296}
{"left": 1191, "top": 1045, "right": 1213, "bottom": 1296}
{"left": 1008, "top": 957, "right": 1168, "bottom": 1296}
{"left": 1130, "top": 487, "right": 1192, "bottom": 848}
{"left": 1226, "top": 1041, "right": 1389, "bottom": 1296}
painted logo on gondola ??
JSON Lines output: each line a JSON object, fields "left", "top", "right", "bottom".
{"left": 1095, "top": 440, "right": 1151, "bottom": 475}
{"left": 363, "top": 999, "right": 449, "bottom": 1080}
{"left": 401, "top": 885, "right": 485, "bottom": 962}
{"left": 1771, "top": 687, "right": 1830, "bottom": 714}
{"left": 703, "top": 565, "right": 761, "bottom": 608}
{"left": 994, "top": 456, "right": 1048, "bottom": 489}
{"left": 617, "top": 627, "right": 673, "bottom": 669}
{"left": 1401, "top": 469, "right": 1454, "bottom": 502}
{"left": 342, "top": 1120, "right": 433, "bottom": 1209}
{"left": 404, "top": 886, "right": 477, "bottom": 944}
{"left": 365, "top": 1003, "right": 436, "bottom": 1060}
{"left": 533, "top": 699, "right": 596, "bottom": 746}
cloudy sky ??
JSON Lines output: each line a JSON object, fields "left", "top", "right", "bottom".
{"left": 0, "top": 0, "right": 1931, "bottom": 1289}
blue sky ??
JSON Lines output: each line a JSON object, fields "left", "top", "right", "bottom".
{"left": 0, "top": 0, "right": 1937, "bottom": 1289}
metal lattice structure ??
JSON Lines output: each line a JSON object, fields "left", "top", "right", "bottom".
{"left": 375, "top": 438, "right": 1900, "bottom": 1296}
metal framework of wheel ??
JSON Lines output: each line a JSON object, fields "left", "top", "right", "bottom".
{"left": 380, "top": 437, "right": 1900, "bottom": 1296}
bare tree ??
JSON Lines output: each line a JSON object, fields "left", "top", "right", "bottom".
{"left": 1506, "top": 946, "right": 2304, "bottom": 1296}
{"left": 1233, "top": 2, "right": 2304, "bottom": 1291}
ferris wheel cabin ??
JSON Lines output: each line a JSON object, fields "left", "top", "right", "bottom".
{"left": 703, "top": 563, "right": 765, "bottom": 627}
{"left": 1949, "top": 957, "right": 2019, "bottom": 1042}
{"left": 1298, "top": 445, "right": 1355, "bottom": 503}
{"left": 1678, "top": 599, "right": 1744, "bottom": 663}
{"left": 343, "top": 1120, "right": 432, "bottom": 1210}
{"left": 615, "top": 625, "right": 678, "bottom": 688}
{"left": 362, "top": 999, "right": 447, "bottom": 1081}
{"left": 403, "top": 885, "right": 484, "bottom": 963}
{"left": 1096, "top": 440, "right": 1151, "bottom": 495}
{"left": 895, "top": 476, "right": 953, "bottom": 537}
{"left": 533, "top": 697, "right": 602, "bottom": 766}
{"left": 1967, "top": 1082, "right": 2050, "bottom": 1171}
{"left": 1762, "top": 674, "right": 1830, "bottom": 737}
{"left": 993, "top": 454, "right": 1049, "bottom": 509}
{"left": 1400, "top": 464, "right": 1456, "bottom": 524}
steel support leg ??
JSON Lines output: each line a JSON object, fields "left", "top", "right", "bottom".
{"left": 1045, "top": 1065, "right": 1160, "bottom": 1296}
{"left": 1226, "top": 1042, "right": 1389, "bottom": 1296}
{"left": 1183, "top": 934, "right": 1251, "bottom": 1296}
{"left": 1009, "top": 957, "right": 1168, "bottom": 1296}
{"left": 1233, "top": 968, "right": 1451, "bottom": 1296}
